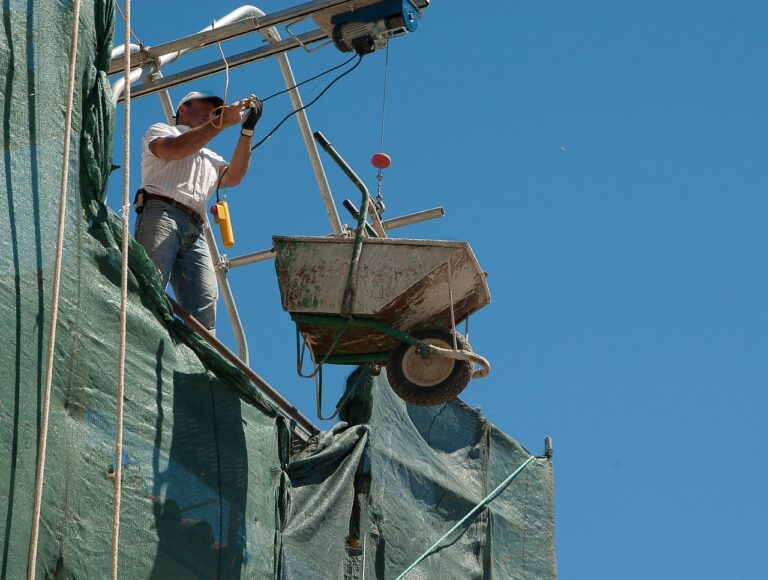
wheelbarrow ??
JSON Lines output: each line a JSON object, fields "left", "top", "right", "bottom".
{"left": 273, "top": 132, "right": 491, "bottom": 408}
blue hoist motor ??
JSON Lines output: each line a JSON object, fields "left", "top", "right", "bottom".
{"left": 331, "top": 0, "right": 424, "bottom": 55}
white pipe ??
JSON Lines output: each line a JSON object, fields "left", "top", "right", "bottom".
{"left": 111, "top": 63, "right": 154, "bottom": 104}
{"left": 157, "top": 6, "right": 276, "bottom": 70}
{"left": 111, "top": 7, "right": 270, "bottom": 103}
{"left": 148, "top": 70, "right": 177, "bottom": 124}
{"left": 120, "top": 30, "right": 327, "bottom": 101}
{"left": 111, "top": 43, "right": 140, "bottom": 61}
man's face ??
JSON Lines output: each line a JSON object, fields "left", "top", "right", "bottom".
{"left": 178, "top": 98, "right": 217, "bottom": 128}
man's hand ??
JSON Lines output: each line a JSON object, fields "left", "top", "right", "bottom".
{"left": 220, "top": 95, "right": 262, "bottom": 187}
{"left": 240, "top": 96, "right": 263, "bottom": 137}
{"left": 215, "top": 101, "right": 248, "bottom": 129}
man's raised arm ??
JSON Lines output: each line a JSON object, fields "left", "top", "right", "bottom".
{"left": 219, "top": 98, "right": 263, "bottom": 188}
{"left": 149, "top": 102, "right": 245, "bottom": 160}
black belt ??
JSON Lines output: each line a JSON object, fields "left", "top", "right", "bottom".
{"left": 140, "top": 193, "right": 204, "bottom": 226}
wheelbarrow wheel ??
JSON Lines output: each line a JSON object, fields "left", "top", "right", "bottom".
{"left": 386, "top": 329, "right": 472, "bottom": 407}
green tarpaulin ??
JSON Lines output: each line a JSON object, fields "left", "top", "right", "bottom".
{"left": 0, "top": 1, "right": 556, "bottom": 577}
{"left": 282, "top": 368, "right": 556, "bottom": 579}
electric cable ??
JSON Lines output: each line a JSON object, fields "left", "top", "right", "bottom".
{"left": 250, "top": 53, "right": 363, "bottom": 152}
{"left": 260, "top": 53, "right": 358, "bottom": 104}
{"left": 215, "top": 53, "right": 364, "bottom": 201}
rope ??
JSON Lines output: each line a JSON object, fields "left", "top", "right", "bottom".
{"left": 394, "top": 454, "right": 537, "bottom": 580}
{"left": 110, "top": 0, "right": 131, "bottom": 575}
{"left": 27, "top": 0, "right": 82, "bottom": 576}
{"left": 210, "top": 27, "right": 230, "bottom": 131}
{"left": 217, "top": 42, "right": 229, "bottom": 108}
{"left": 115, "top": 1, "right": 142, "bottom": 47}
{"left": 446, "top": 260, "right": 458, "bottom": 351}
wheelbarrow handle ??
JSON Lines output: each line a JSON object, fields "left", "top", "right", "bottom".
{"left": 424, "top": 344, "right": 491, "bottom": 379}
{"left": 313, "top": 130, "right": 332, "bottom": 151}
{"left": 343, "top": 199, "right": 379, "bottom": 238}
{"left": 312, "top": 131, "right": 374, "bottom": 233}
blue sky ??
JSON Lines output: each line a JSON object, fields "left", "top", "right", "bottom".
{"left": 107, "top": 2, "right": 768, "bottom": 577}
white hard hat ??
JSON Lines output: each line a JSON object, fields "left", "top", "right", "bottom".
{"left": 175, "top": 91, "right": 224, "bottom": 113}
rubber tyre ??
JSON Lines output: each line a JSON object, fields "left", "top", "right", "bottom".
{"left": 386, "top": 329, "right": 472, "bottom": 406}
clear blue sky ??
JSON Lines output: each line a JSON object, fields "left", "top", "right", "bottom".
{"left": 107, "top": 2, "right": 768, "bottom": 578}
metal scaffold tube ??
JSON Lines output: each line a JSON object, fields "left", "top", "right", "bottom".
{"left": 227, "top": 248, "right": 277, "bottom": 269}
{"left": 383, "top": 207, "right": 445, "bottom": 230}
{"left": 109, "top": 0, "right": 350, "bottom": 75}
{"left": 274, "top": 48, "right": 343, "bottom": 235}
{"left": 204, "top": 222, "right": 250, "bottom": 365}
{"left": 156, "top": 86, "right": 176, "bottom": 125}
{"left": 117, "top": 30, "right": 327, "bottom": 102}
{"left": 109, "top": 0, "right": 429, "bottom": 75}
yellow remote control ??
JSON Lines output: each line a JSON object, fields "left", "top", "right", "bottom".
{"left": 210, "top": 201, "right": 235, "bottom": 247}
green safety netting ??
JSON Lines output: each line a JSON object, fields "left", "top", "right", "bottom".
{"left": 281, "top": 367, "right": 556, "bottom": 579}
{"left": 0, "top": 1, "right": 556, "bottom": 578}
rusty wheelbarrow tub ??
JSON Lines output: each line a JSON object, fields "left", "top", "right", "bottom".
{"left": 273, "top": 235, "right": 492, "bottom": 406}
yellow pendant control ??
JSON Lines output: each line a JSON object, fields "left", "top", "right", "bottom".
{"left": 210, "top": 201, "right": 235, "bottom": 248}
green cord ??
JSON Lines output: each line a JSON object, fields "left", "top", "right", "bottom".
{"left": 394, "top": 454, "right": 537, "bottom": 579}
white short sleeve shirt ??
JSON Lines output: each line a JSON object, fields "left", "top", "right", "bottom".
{"left": 140, "top": 123, "right": 229, "bottom": 214}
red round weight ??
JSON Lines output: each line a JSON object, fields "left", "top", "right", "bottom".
{"left": 371, "top": 152, "right": 392, "bottom": 170}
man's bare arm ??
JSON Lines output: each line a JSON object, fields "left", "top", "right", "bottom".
{"left": 219, "top": 134, "right": 252, "bottom": 188}
{"left": 149, "top": 122, "right": 223, "bottom": 160}
{"left": 149, "top": 102, "right": 245, "bottom": 160}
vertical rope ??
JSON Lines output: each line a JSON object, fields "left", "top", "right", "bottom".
{"left": 379, "top": 42, "right": 390, "bottom": 153}
{"left": 27, "top": 0, "right": 82, "bottom": 577}
{"left": 375, "top": 43, "right": 390, "bottom": 207}
{"left": 210, "top": 21, "right": 230, "bottom": 131}
{"left": 111, "top": 0, "right": 131, "bottom": 575}
{"left": 446, "top": 260, "right": 458, "bottom": 351}
{"left": 521, "top": 464, "right": 530, "bottom": 577}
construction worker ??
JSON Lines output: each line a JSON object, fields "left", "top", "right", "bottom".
{"left": 134, "top": 90, "right": 262, "bottom": 332}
